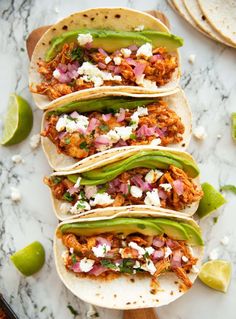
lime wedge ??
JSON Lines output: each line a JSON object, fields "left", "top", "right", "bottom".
{"left": 199, "top": 260, "right": 232, "bottom": 292}
{"left": 197, "top": 183, "right": 226, "bottom": 219}
{"left": 1, "top": 93, "right": 33, "bottom": 146}
{"left": 10, "top": 241, "right": 45, "bottom": 276}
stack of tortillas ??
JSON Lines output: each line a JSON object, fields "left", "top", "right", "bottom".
{"left": 168, "top": 0, "right": 236, "bottom": 48}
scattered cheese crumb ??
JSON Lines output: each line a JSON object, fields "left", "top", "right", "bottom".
{"left": 10, "top": 187, "right": 21, "bottom": 202}
{"left": 188, "top": 54, "right": 196, "bottom": 64}
{"left": 134, "top": 25, "right": 145, "bottom": 31}
{"left": 104, "top": 56, "right": 112, "bottom": 64}
{"left": 164, "top": 246, "right": 172, "bottom": 258}
{"left": 90, "top": 193, "right": 114, "bottom": 206}
{"left": 30, "top": 134, "right": 41, "bottom": 149}
{"left": 77, "top": 33, "right": 93, "bottom": 46}
{"left": 145, "top": 169, "right": 163, "bottom": 183}
{"left": 11, "top": 154, "right": 23, "bottom": 164}
{"left": 136, "top": 43, "right": 153, "bottom": 58}
{"left": 130, "top": 185, "right": 143, "bottom": 198}
{"left": 209, "top": 248, "right": 218, "bottom": 260}
{"left": 92, "top": 244, "right": 111, "bottom": 257}
{"left": 61, "top": 250, "right": 69, "bottom": 264}
{"left": 193, "top": 126, "right": 207, "bottom": 140}
{"left": 69, "top": 247, "right": 74, "bottom": 254}
{"left": 79, "top": 258, "right": 95, "bottom": 272}
{"left": 150, "top": 138, "right": 161, "bottom": 146}
{"left": 113, "top": 56, "right": 122, "bottom": 65}
{"left": 129, "top": 242, "right": 145, "bottom": 257}
{"left": 144, "top": 189, "right": 160, "bottom": 207}
{"left": 182, "top": 255, "right": 189, "bottom": 263}
{"left": 121, "top": 48, "right": 132, "bottom": 58}
{"left": 220, "top": 236, "right": 229, "bottom": 246}
{"left": 217, "top": 134, "right": 222, "bottom": 139}
{"left": 141, "top": 259, "right": 156, "bottom": 275}
{"left": 60, "top": 202, "right": 72, "bottom": 214}
{"left": 191, "top": 265, "right": 199, "bottom": 273}
{"left": 70, "top": 200, "right": 91, "bottom": 214}
{"left": 54, "top": 6, "right": 59, "bottom": 13}
{"left": 159, "top": 183, "right": 172, "bottom": 192}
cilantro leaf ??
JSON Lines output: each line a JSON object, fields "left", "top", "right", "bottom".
{"left": 100, "top": 259, "right": 117, "bottom": 270}
{"left": 220, "top": 184, "right": 236, "bottom": 194}
{"left": 63, "top": 192, "right": 74, "bottom": 202}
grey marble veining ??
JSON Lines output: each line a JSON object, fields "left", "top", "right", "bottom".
{"left": 0, "top": 0, "right": 235, "bottom": 318}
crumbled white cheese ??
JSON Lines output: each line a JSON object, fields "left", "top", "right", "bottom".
{"left": 136, "top": 74, "right": 157, "bottom": 89}
{"left": 182, "top": 255, "right": 189, "bottom": 263}
{"left": 61, "top": 250, "right": 69, "bottom": 264}
{"left": 164, "top": 246, "right": 172, "bottom": 258}
{"left": 30, "top": 134, "right": 41, "bottom": 149}
{"left": 137, "top": 106, "right": 148, "bottom": 116}
{"left": 78, "top": 62, "right": 122, "bottom": 87}
{"left": 54, "top": 6, "right": 59, "bottom": 13}
{"left": 191, "top": 265, "right": 199, "bottom": 273}
{"left": 193, "top": 126, "right": 207, "bottom": 140}
{"left": 121, "top": 48, "right": 132, "bottom": 58}
{"left": 10, "top": 187, "right": 21, "bottom": 202}
{"left": 209, "top": 248, "right": 218, "bottom": 260}
{"left": 133, "top": 260, "right": 141, "bottom": 269}
{"left": 106, "top": 129, "right": 120, "bottom": 143}
{"left": 79, "top": 258, "right": 95, "bottom": 272}
{"left": 130, "top": 106, "right": 148, "bottom": 129}
{"left": 130, "top": 185, "right": 143, "bottom": 198}
{"left": 114, "top": 126, "right": 133, "bottom": 141}
{"left": 136, "top": 43, "right": 153, "bottom": 58}
{"left": 92, "top": 244, "right": 111, "bottom": 257}
{"left": 145, "top": 169, "right": 163, "bottom": 183}
{"left": 145, "top": 247, "right": 155, "bottom": 256}
{"left": 150, "top": 138, "right": 161, "bottom": 146}
{"left": 159, "top": 183, "right": 172, "bottom": 192}
{"left": 113, "top": 56, "right": 122, "bottom": 65}
{"left": 53, "top": 69, "right": 61, "bottom": 80}
{"left": 188, "top": 54, "right": 196, "bottom": 64}
{"left": 70, "top": 200, "right": 91, "bottom": 214}
{"left": 90, "top": 192, "right": 114, "bottom": 206}
{"left": 134, "top": 25, "right": 145, "bottom": 31}
{"left": 217, "top": 134, "right": 222, "bottom": 139}
{"left": 104, "top": 56, "right": 112, "bottom": 64}
{"left": 69, "top": 247, "right": 74, "bottom": 254}
{"left": 56, "top": 114, "right": 89, "bottom": 133}
{"left": 77, "top": 33, "right": 93, "bottom": 46}
{"left": 220, "top": 236, "right": 229, "bottom": 246}
{"left": 128, "top": 241, "right": 146, "bottom": 257}
{"left": 74, "top": 177, "right": 81, "bottom": 189}
{"left": 60, "top": 202, "right": 72, "bottom": 214}
{"left": 11, "top": 154, "right": 23, "bottom": 164}
{"left": 141, "top": 259, "right": 156, "bottom": 275}
{"left": 144, "top": 189, "right": 160, "bottom": 207}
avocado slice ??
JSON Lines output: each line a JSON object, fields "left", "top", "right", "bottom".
{"left": 45, "top": 29, "right": 183, "bottom": 62}
{"left": 140, "top": 30, "right": 184, "bottom": 51}
{"left": 180, "top": 223, "right": 204, "bottom": 246}
{"left": 48, "top": 97, "right": 156, "bottom": 116}
{"left": 148, "top": 218, "right": 189, "bottom": 240}
{"left": 59, "top": 218, "right": 163, "bottom": 237}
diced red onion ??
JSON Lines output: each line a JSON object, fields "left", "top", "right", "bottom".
{"left": 70, "top": 111, "right": 80, "bottom": 119}
{"left": 173, "top": 179, "right": 184, "bottom": 196}
{"left": 114, "top": 140, "right": 127, "bottom": 147}
{"left": 58, "top": 131, "right": 67, "bottom": 140}
{"left": 120, "top": 183, "right": 129, "bottom": 195}
{"left": 87, "top": 118, "right": 99, "bottom": 133}
{"left": 113, "top": 66, "right": 121, "bottom": 75}
{"left": 166, "top": 239, "right": 177, "bottom": 249}
{"left": 114, "top": 50, "right": 121, "bottom": 56}
{"left": 98, "top": 62, "right": 107, "bottom": 70}
{"left": 125, "top": 58, "right": 137, "bottom": 66}
{"left": 171, "top": 250, "right": 182, "bottom": 268}
{"left": 108, "top": 65, "right": 115, "bottom": 71}
{"left": 71, "top": 262, "right": 82, "bottom": 273}
{"left": 85, "top": 42, "right": 93, "bottom": 49}
{"left": 89, "top": 265, "right": 107, "bottom": 276}
{"left": 152, "top": 238, "right": 165, "bottom": 248}
{"left": 128, "top": 45, "right": 138, "bottom": 51}
{"left": 136, "top": 125, "right": 157, "bottom": 138}
{"left": 98, "top": 48, "right": 108, "bottom": 56}
{"left": 158, "top": 189, "right": 167, "bottom": 200}
{"left": 57, "top": 63, "right": 67, "bottom": 73}
{"left": 116, "top": 108, "right": 126, "bottom": 122}
{"left": 107, "top": 178, "right": 121, "bottom": 194}
{"left": 152, "top": 250, "right": 164, "bottom": 260}
{"left": 102, "top": 113, "right": 111, "bottom": 122}
{"left": 97, "top": 237, "right": 111, "bottom": 247}
{"left": 133, "top": 62, "right": 146, "bottom": 78}
{"left": 68, "top": 186, "right": 79, "bottom": 195}
{"left": 150, "top": 54, "right": 163, "bottom": 63}
{"left": 130, "top": 175, "right": 152, "bottom": 191}
{"left": 95, "top": 135, "right": 110, "bottom": 145}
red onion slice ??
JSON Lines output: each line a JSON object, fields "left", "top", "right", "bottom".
{"left": 125, "top": 58, "right": 137, "bottom": 66}
{"left": 87, "top": 118, "right": 99, "bottom": 133}
{"left": 133, "top": 62, "right": 146, "bottom": 78}
{"left": 152, "top": 250, "right": 164, "bottom": 260}
{"left": 89, "top": 265, "right": 108, "bottom": 276}
{"left": 71, "top": 262, "right": 82, "bottom": 273}
{"left": 116, "top": 108, "right": 126, "bottom": 122}
{"left": 173, "top": 179, "right": 184, "bottom": 196}
{"left": 70, "top": 111, "right": 80, "bottom": 119}
{"left": 152, "top": 238, "right": 165, "bottom": 248}
{"left": 171, "top": 250, "right": 182, "bottom": 268}
{"left": 102, "top": 113, "right": 111, "bottom": 121}
{"left": 98, "top": 48, "right": 108, "bottom": 56}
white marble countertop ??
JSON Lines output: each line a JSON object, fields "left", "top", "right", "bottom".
{"left": 0, "top": 0, "right": 235, "bottom": 318}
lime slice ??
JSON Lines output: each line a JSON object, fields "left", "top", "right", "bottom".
{"left": 1, "top": 93, "right": 33, "bottom": 146}
{"left": 197, "top": 183, "right": 226, "bottom": 219}
{"left": 10, "top": 241, "right": 45, "bottom": 276}
{"left": 199, "top": 260, "right": 232, "bottom": 292}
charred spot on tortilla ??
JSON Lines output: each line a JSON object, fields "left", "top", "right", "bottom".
{"left": 201, "top": 15, "right": 206, "bottom": 21}
{"left": 83, "top": 14, "right": 88, "bottom": 18}
{"left": 91, "top": 17, "right": 95, "bottom": 21}
{"left": 115, "top": 14, "right": 121, "bottom": 18}
{"left": 62, "top": 25, "right": 68, "bottom": 30}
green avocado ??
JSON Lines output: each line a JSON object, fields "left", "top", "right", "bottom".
{"left": 149, "top": 218, "right": 189, "bottom": 240}
{"left": 45, "top": 29, "right": 183, "bottom": 62}
{"left": 48, "top": 97, "right": 156, "bottom": 116}
{"left": 59, "top": 218, "right": 163, "bottom": 237}
{"left": 180, "top": 223, "right": 204, "bottom": 246}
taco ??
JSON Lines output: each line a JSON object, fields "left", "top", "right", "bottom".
{"left": 41, "top": 89, "right": 191, "bottom": 171}
{"left": 54, "top": 211, "right": 204, "bottom": 309}
{"left": 29, "top": 7, "right": 183, "bottom": 110}
{"left": 44, "top": 147, "right": 203, "bottom": 220}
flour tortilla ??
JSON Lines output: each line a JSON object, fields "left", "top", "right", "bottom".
{"left": 29, "top": 7, "right": 181, "bottom": 110}
{"left": 184, "top": 0, "right": 236, "bottom": 47}
{"left": 54, "top": 211, "right": 204, "bottom": 309}
{"left": 49, "top": 146, "right": 201, "bottom": 220}
{"left": 198, "top": 0, "right": 236, "bottom": 45}
{"left": 41, "top": 88, "right": 192, "bottom": 171}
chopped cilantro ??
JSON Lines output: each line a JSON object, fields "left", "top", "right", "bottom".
{"left": 79, "top": 190, "right": 86, "bottom": 200}
{"left": 129, "top": 120, "right": 136, "bottom": 126}
{"left": 79, "top": 141, "right": 88, "bottom": 150}
{"left": 130, "top": 133, "right": 137, "bottom": 140}
{"left": 71, "top": 254, "right": 77, "bottom": 265}
{"left": 143, "top": 252, "right": 149, "bottom": 259}
{"left": 71, "top": 47, "right": 84, "bottom": 63}
{"left": 100, "top": 259, "right": 117, "bottom": 269}
{"left": 67, "top": 304, "right": 79, "bottom": 316}
{"left": 119, "top": 259, "right": 134, "bottom": 274}
{"left": 77, "top": 202, "right": 85, "bottom": 209}
{"left": 99, "top": 124, "right": 109, "bottom": 132}
{"left": 65, "top": 138, "right": 71, "bottom": 144}
{"left": 51, "top": 176, "right": 62, "bottom": 185}
{"left": 63, "top": 192, "right": 74, "bottom": 202}
{"left": 97, "top": 184, "right": 108, "bottom": 193}
{"left": 40, "top": 306, "right": 47, "bottom": 312}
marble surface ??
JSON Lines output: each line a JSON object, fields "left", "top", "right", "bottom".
{"left": 0, "top": 0, "right": 235, "bottom": 318}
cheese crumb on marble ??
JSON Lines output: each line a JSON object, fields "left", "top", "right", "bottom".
{"left": 220, "top": 236, "right": 229, "bottom": 246}
{"left": 188, "top": 54, "right": 196, "bottom": 64}
{"left": 11, "top": 154, "right": 24, "bottom": 164}
{"left": 30, "top": 134, "right": 41, "bottom": 149}
{"left": 10, "top": 187, "right": 21, "bottom": 202}
{"left": 209, "top": 248, "right": 219, "bottom": 260}
{"left": 193, "top": 126, "right": 207, "bottom": 140}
